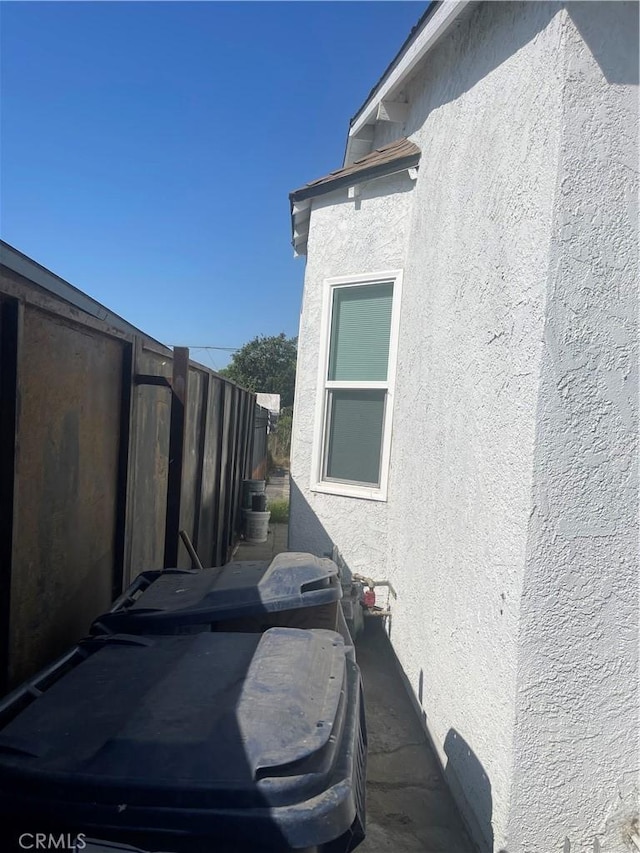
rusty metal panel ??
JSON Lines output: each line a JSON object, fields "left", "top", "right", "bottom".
{"left": 127, "top": 348, "right": 171, "bottom": 580}
{"left": 9, "top": 307, "right": 123, "bottom": 687}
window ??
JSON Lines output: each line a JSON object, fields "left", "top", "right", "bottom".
{"left": 311, "top": 271, "right": 402, "bottom": 501}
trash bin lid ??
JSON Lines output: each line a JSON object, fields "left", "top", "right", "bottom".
{"left": 95, "top": 553, "right": 341, "bottom": 632}
{"left": 0, "top": 628, "right": 364, "bottom": 850}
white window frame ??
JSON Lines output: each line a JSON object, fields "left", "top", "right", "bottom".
{"left": 310, "top": 269, "right": 403, "bottom": 502}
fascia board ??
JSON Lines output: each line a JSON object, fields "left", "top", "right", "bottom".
{"left": 348, "top": 1, "right": 471, "bottom": 141}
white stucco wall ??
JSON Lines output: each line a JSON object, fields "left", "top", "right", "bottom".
{"left": 507, "top": 4, "right": 639, "bottom": 851}
{"left": 381, "top": 5, "right": 568, "bottom": 849}
{"left": 290, "top": 3, "right": 639, "bottom": 852}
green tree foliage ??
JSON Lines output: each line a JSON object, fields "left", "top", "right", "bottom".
{"left": 220, "top": 333, "right": 297, "bottom": 408}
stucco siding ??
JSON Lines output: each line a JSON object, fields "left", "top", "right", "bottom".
{"left": 507, "top": 4, "right": 639, "bottom": 851}
{"left": 290, "top": 170, "right": 415, "bottom": 563}
{"left": 290, "top": 2, "right": 638, "bottom": 851}
{"left": 381, "top": 3, "right": 566, "bottom": 849}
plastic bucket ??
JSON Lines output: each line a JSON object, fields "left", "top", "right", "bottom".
{"left": 242, "top": 479, "right": 265, "bottom": 509}
{"left": 243, "top": 509, "right": 271, "bottom": 543}
{"left": 252, "top": 492, "right": 267, "bottom": 512}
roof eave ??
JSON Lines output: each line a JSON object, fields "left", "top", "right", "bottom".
{"left": 345, "top": 0, "right": 471, "bottom": 164}
{"left": 289, "top": 153, "right": 420, "bottom": 257}
{"left": 289, "top": 152, "right": 421, "bottom": 204}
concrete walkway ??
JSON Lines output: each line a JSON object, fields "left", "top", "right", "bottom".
{"left": 234, "top": 521, "right": 288, "bottom": 560}
{"left": 235, "top": 506, "right": 474, "bottom": 853}
{"left": 356, "top": 621, "right": 474, "bottom": 853}
{"left": 264, "top": 468, "right": 290, "bottom": 501}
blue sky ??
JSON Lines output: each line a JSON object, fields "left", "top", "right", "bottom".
{"left": 1, "top": 1, "right": 425, "bottom": 369}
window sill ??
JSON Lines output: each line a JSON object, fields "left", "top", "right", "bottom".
{"left": 310, "top": 481, "right": 388, "bottom": 502}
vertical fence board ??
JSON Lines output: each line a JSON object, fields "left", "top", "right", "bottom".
{"left": 164, "top": 347, "right": 189, "bottom": 568}
{"left": 176, "top": 366, "right": 203, "bottom": 569}
{"left": 215, "top": 383, "right": 232, "bottom": 566}
{"left": 9, "top": 308, "right": 122, "bottom": 687}
{"left": 198, "top": 377, "right": 222, "bottom": 566}
{"left": 192, "top": 372, "right": 209, "bottom": 559}
{"left": 252, "top": 405, "right": 269, "bottom": 479}
{"left": 229, "top": 390, "right": 241, "bottom": 541}
{"left": 237, "top": 393, "right": 247, "bottom": 527}
{"left": 128, "top": 349, "right": 171, "bottom": 578}
{"left": 113, "top": 341, "right": 134, "bottom": 598}
{"left": 0, "top": 298, "right": 21, "bottom": 694}
{"left": 121, "top": 337, "right": 141, "bottom": 589}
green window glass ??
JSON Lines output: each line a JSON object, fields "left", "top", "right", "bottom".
{"left": 325, "top": 390, "right": 386, "bottom": 485}
{"left": 328, "top": 283, "right": 393, "bottom": 381}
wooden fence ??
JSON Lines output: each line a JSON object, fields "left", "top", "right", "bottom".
{"left": 0, "top": 243, "right": 268, "bottom": 691}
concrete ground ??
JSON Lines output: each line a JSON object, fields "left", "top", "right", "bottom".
{"left": 235, "top": 480, "right": 475, "bottom": 853}
{"left": 355, "top": 621, "right": 474, "bottom": 853}
{"left": 234, "top": 521, "right": 288, "bottom": 561}
{"left": 263, "top": 468, "right": 290, "bottom": 501}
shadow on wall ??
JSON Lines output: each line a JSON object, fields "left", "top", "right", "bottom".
{"left": 401, "top": 1, "right": 562, "bottom": 140}
{"left": 310, "top": 168, "right": 417, "bottom": 217}
{"left": 567, "top": 0, "right": 639, "bottom": 85}
{"left": 289, "top": 478, "right": 336, "bottom": 559}
{"left": 443, "top": 729, "right": 498, "bottom": 853}
{"left": 420, "top": 668, "right": 504, "bottom": 853}
{"left": 289, "top": 477, "right": 368, "bottom": 633}
{"left": 400, "top": 0, "right": 638, "bottom": 149}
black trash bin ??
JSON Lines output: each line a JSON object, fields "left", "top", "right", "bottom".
{"left": 92, "top": 552, "right": 344, "bottom": 637}
{"left": 0, "top": 628, "right": 366, "bottom": 853}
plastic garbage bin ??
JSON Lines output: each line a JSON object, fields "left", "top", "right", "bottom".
{"left": 0, "top": 628, "right": 367, "bottom": 853}
{"left": 91, "top": 552, "right": 343, "bottom": 637}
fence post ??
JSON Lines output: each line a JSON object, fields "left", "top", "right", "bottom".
{"left": 164, "top": 347, "right": 189, "bottom": 568}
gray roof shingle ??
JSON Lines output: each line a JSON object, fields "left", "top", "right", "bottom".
{"left": 289, "top": 138, "right": 421, "bottom": 203}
